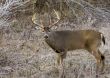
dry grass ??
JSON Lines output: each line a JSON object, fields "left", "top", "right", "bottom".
{"left": 0, "top": 0, "right": 110, "bottom": 78}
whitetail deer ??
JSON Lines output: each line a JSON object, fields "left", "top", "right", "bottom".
{"left": 32, "top": 9, "right": 105, "bottom": 78}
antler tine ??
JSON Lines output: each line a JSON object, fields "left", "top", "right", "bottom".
{"left": 32, "top": 13, "right": 45, "bottom": 31}
{"left": 40, "top": 15, "right": 46, "bottom": 32}
{"left": 49, "top": 9, "right": 61, "bottom": 28}
{"left": 40, "top": 14, "right": 44, "bottom": 28}
{"left": 32, "top": 13, "right": 41, "bottom": 26}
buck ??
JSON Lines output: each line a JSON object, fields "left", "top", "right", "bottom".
{"left": 32, "top": 9, "right": 105, "bottom": 78}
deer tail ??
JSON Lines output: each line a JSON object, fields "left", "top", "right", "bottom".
{"left": 101, "top": 33, "right": 105, "bottom": 45}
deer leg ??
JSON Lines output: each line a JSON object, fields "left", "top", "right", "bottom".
{"left": 85, "top": 41, "right": 105, "bottom": 72}
{"left": 89, "top": 49, "right": 105, "bottom": 72}
{"left": 57, "top": 53, "right": 62, "bottom": 66}
{"left": 57, "top": 52, "right": 67, "bottom": 78}
{"left": 57, "top": 52, "right": 66, "bottom": 65}
{"left": 97, "top": 50, "right": 105, "bottom": 72}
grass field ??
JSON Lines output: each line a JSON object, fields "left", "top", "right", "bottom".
{"left": 0, "top": 0, "right": 110, "bottom": 78}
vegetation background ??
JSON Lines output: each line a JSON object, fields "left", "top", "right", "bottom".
{"left": 0, "top": 0, "right": 110, "bottom": 78}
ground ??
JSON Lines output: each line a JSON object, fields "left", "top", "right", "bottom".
{"left": 0, "top": 0, "right": 110, "bottom": 78}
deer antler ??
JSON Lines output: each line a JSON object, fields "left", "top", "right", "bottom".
{"left": 32, "top": 9, "right": 61, "bottom": 31}
{"left": 49, "top": 9, "right": 61, "bottom": 28}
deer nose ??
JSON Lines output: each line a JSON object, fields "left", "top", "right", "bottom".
{"left": 44, "top": 35, "right": 48, "bottom": 38}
